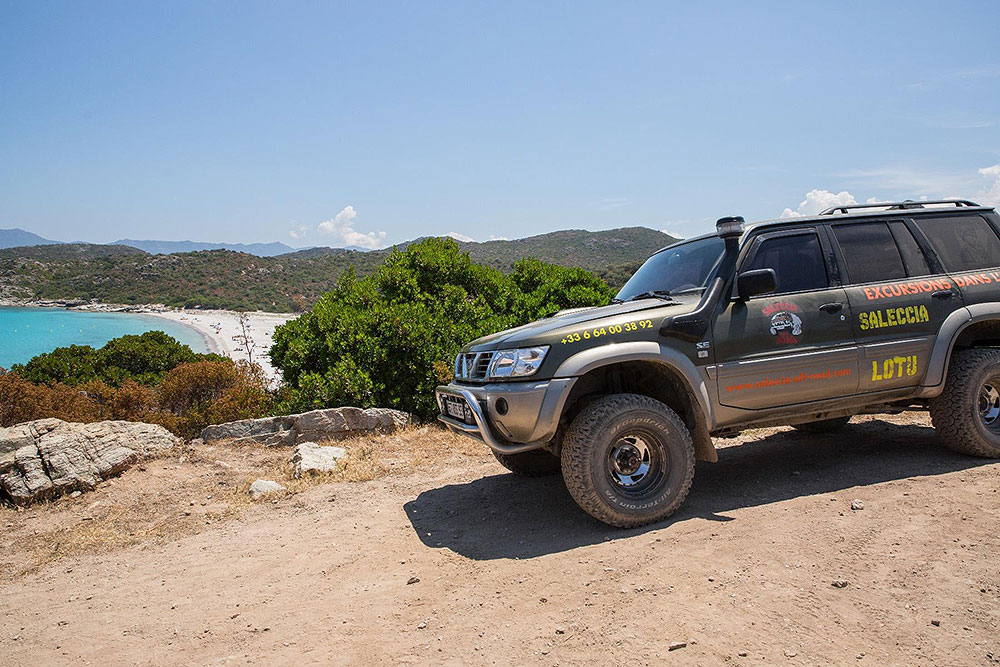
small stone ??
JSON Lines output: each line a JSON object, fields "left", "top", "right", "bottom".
{"left": 555, "top": 627, "right": 566, "bottom": 635}
{"left": 539, "top": 597, "right": 547, "bottom": 603}
{"left": 668, "top": 641, "right": 687, "bottom": 651}
{"left": 738, "top": 651, "right": 748, "bottom": 657}
{"left": 931, "top": 619, "right": 941, "bottom": 627}
{"left": 832, "top": 579, "right": 849, "bottom": 588}
{"left": 785, "top": 650, "right": 797, "bottom": 658}
{"left": 214, "top": 460, "right": 232, "bottom": 469}
{"left": 248, "top": 479, "right": 285, "bottom": 500}
{"left": 417, "top": 621, "right": 427, "bottom": 630}
{"left": 851, "top": 499, "right": 864, "bottom": 511}
{"left": 69, "top": 491, "right": 82, "bottom": 498}
{"left": 407, "top": 576, "right": 420, "bottom": 585}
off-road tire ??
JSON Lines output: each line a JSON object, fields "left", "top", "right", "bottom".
{"left": 561, "top": 394, "right": 695, "bottom": 528}
{"left": 792, "top": 416, "right": 851, "bottom": 433}
{"left": 492, "top": 449, "right": 562, "bottom": 477}
{"left": 930, "top": 348, "right": 1000, "bottom": 458}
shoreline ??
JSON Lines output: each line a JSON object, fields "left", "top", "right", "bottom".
{"left": 0, "top": 300, "right": 298, "bottom": 380}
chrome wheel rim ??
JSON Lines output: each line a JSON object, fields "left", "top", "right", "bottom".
{"left": 607, "top": 433, "right": 665, "bottom": 496}
{"left": 979, "top": 381, "right": 1000, "bottom": 428}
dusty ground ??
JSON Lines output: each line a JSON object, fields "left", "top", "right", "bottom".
{"left": 2, "top": 413, "right": 999, "bottom": 666}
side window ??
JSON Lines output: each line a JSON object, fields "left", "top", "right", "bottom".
{"left": 889, "top": 222, "right": 931, "bottom": 277}
{"left": 744, "top": 232, "right": 828, "bottom": 294}
{"left": 832, "top": 222, "right": 906, "bottom": 284}
{"left": 914, "top": 215, "right": 1000, "bottom": 271}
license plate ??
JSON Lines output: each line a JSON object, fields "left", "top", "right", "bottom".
{"left": 444, "top": 397, "right": 467, "bottom": 419}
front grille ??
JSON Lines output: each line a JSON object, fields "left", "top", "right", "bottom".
{"left": 454, "top": 351, "right": 496, "bottom": 381}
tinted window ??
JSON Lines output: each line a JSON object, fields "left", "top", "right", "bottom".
{"left": 833, "top": 222, "right": 906, "bottom": 284}
{"left": 915, "top": 215, "right": 1000, "bottom": 271}
{"left": 889, "top": 222, "right": 932, "bottom": 277}
{"left": 744, "top": 232, "right": 828, "bottom": 294}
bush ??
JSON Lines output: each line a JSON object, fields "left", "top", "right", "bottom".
{"left": 0, "top": 374, "right": 101, "bottom": 427}
{"left": 12, "top": 330, "right": 225, "bottom": 387}
{"left": 157, "top": 360, "right": 272, "bottom": 438}
{"left": 271, "top": 238, "right": 613, "bottom": 419}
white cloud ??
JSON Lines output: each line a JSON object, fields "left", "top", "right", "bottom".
{"left": 445, "top": 232, "right": 475, "bottom": 242}
{"left": 316, "top": 206, "right": 387, "bottom": 249}
{"left": 780, "top": 190, "right": 858, "bottom": 218}
{"left": 978, "top": 164, "right": 1000, "bottom": 207}
{"left": 488, "top": 235, "right": 508, "bottom": 241}
{"left": 289, "top": 225, "right": 309, "bottom": 240}
{"left": 659, "top": 229, "right": 685, "bottom": 239}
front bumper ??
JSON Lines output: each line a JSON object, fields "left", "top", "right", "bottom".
{"left": 435, "top": 378, "right": 576, "bottom": 454}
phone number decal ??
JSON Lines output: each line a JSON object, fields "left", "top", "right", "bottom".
{"left": 560, "top": 319, "right": 653, "bottom": 345}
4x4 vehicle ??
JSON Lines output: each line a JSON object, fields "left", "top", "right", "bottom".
{"left": 436, "top": 199, "right": 1000, "bottom": 527}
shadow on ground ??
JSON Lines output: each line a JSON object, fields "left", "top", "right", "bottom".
{"left": 403, "top": 419, "right": 997, "bottom": 560}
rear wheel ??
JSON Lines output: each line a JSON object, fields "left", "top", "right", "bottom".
{"left": 561, "top": 394, "right": 695, "bottom": 528}
{"left": 492, "top": 449, "right": 561, "bottom": 477}
{"left": 930, "top": 348, "right": 1000, "bottom": 457}
{"left": 792, "top": 416, "right": 851, "bottom": 433}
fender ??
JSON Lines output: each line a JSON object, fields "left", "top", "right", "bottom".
{"left": 552, "top": 340, "right": 719, "bottom": 461}
{"left": 919, "top": 302, "right": 1000, "bottom": 395}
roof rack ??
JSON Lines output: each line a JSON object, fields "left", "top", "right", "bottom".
{"left": 819, "top": 199, "right": 981, "bottom": 215}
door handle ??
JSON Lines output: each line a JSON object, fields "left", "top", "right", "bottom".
{"left": 931, "top": 289, "right": 954, "bottom": 300}
{"left": 819, "top": 302, "right": 843, "bottom": 314}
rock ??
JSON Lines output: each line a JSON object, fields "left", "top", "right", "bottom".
{"left": 851, "top": 499, "right": 864, "bottom": 511}
{"left": 407, "top": 576, "right": 420, "bottom": 585}
{"left": 214, "top": 460, "right": 232, "bottom": 469}
{"left": 931, "top": 619, "right": 941, "bottom": 627}
{"left": 738, "top": 651, "right": 748, "bottom": 657}
{"left": 200, "top": 407, "right": 411, "bottom": 446}
{"left": 668, "top": 641, "right": 687, "bottom": 651}
{"left": 832, "top": 579, "right": 849, "bottom": 588}
{"left": 0, "top": 419, "right": 179, "bottom": 505}
{"left": 248, "top": 479, "right": 286, "bottom": 499}
{"left": 291, "top": 442, "right": 347, "bottom": 478}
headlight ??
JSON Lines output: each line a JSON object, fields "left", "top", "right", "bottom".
{"left": 487, "top": 346, "right": 549, "bottom": 378}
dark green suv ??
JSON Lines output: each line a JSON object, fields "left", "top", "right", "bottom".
{"left": 437, "top": 199, "right": 1000, "bottom": 527}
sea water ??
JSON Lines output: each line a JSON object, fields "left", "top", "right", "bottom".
{"left": 0, "top": 307, "right": 212, "bottom": 369}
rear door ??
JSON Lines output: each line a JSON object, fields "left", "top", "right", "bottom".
{"left": 713, "top": 227, "right": 859, "bottom": 409}
{"left": 830, "top": 219, "right": 962, "bottom": 392}
{"left": 911, "top": 212, "right": 1000, "bottom": 306}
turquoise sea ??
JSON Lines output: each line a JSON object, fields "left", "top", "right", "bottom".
{"left": 0, "top": 307, "right": 212, "bottom": 370}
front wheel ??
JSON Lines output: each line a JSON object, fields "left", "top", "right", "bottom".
{"left": 561, "top": 394, "right": 695, "bottom": 528}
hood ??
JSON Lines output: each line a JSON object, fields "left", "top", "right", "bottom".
{"left": 464, "top": 296, "right": 701, "bottom": 351}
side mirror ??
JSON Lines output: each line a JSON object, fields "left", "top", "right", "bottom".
{"left": 736, "top": 268, "right": 777, "bottom": 300}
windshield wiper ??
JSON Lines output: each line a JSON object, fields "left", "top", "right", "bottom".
{"left": 626, "top": 289, "right": 675, "bottom": 303}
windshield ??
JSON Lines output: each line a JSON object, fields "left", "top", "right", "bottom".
{"left": 616, "top": 236, "right": 725, "bottom": 302}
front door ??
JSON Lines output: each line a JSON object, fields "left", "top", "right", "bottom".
{"left": 713, "top": 227, "right": 859, "bottom": 410}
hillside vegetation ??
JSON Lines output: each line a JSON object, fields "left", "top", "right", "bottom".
{"left": 0, "top": 227, "right": 677, "bottom": 311}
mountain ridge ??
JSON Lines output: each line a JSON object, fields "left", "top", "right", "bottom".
{"left": 0, "top": 227, "right": 680, "bottom": 311}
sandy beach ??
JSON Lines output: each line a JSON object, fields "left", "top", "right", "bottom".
{"left": 147, "top": 309, "right": 297, "bottom": 380}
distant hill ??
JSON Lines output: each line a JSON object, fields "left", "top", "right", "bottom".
{"left": 113, "top": 239, "right": 300, "bottom": 256}
{"left": 0, "top": 228, "right": 60, "bottom": 250}
{"left": 0, "top": 227, "right": 679, "bottom": 312}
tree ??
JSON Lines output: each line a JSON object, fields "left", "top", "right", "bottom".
{"left": 271, "top": 238, "right": 613, "bottom": 419}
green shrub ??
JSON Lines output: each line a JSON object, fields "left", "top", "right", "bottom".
{"left": 12, "top": 330, "right": 225, "bottom": 387}
{"left": 271, "top": 238, "right": 613, "bottom": 419}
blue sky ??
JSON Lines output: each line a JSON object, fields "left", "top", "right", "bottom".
{"left": 2, "top": 1, "right": 1000, "bottom": 247}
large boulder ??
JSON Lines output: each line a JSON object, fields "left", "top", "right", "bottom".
{"left": 0, "top": 419, "right": 180, "bottom": 506}
{"left": 200, "top": 407, "right": 411, "bottom": 446}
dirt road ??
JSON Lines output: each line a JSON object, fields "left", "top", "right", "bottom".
{"left": 2, "top": 414, "right": 1000, "bottom": 666}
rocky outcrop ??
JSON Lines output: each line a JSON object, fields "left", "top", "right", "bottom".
{"left": 200, "top": 407, "right": 411, "bottom": 446}
{"left": 291, "top": 441, "right": 347, "bottom": 478}
{"left": 0, "top": 419, "right": 180, "bottom": 505}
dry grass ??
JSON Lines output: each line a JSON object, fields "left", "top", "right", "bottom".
{"left": 0, "top": 425, "right": 486, "bottom": 577}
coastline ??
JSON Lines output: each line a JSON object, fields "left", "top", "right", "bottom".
{"left": 0, "top": 299, "right": 298, "bottom": 380}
